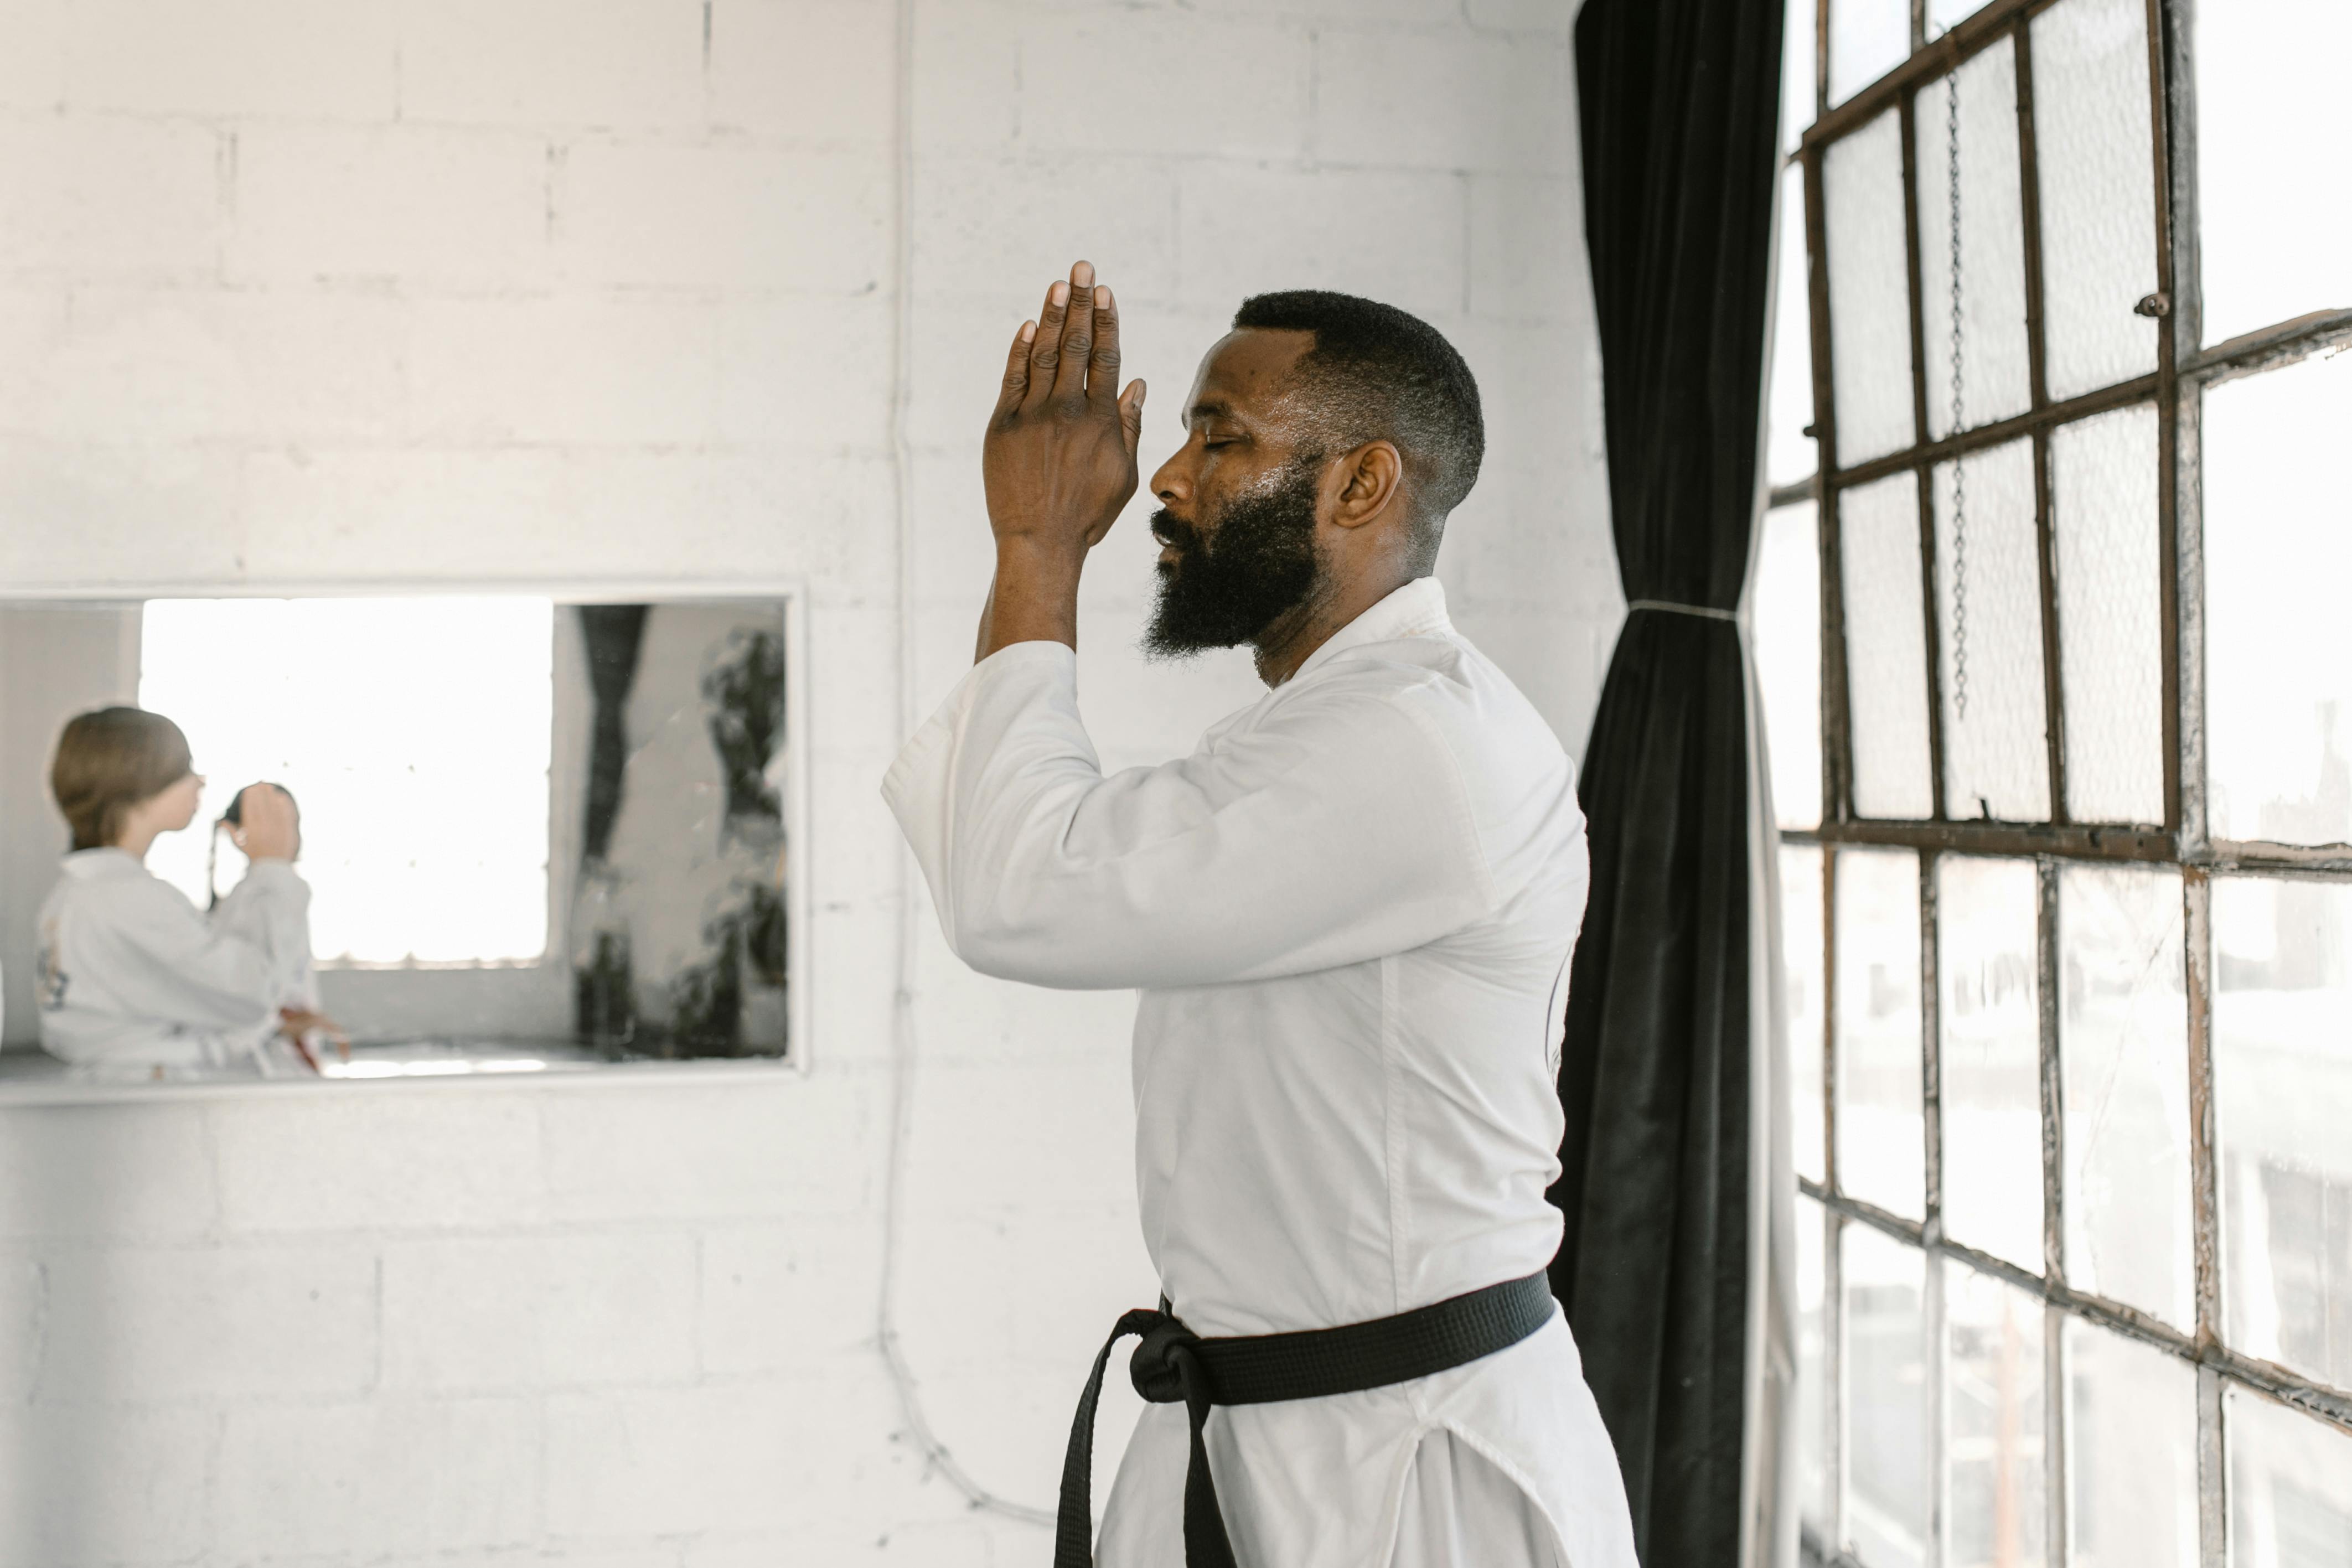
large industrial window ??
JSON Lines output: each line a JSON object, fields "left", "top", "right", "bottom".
{"left": 1755, "top": 2, "right": 2352, "bottom": 1565}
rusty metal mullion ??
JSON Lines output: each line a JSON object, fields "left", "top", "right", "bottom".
{"left": 2164, "top": 0, "right": 2209, "bottom": 862}
{"left": 1793, "top": 817, "right": 2175, "bottom": 862}
{"left": 1920, "top": 848, "right": 1943, "bottom": 1242}
{"left": 1832, "top": 371, "right": 2159, "bottom": 487}
{"left": 2014, "top": 22, "right": 2069, "bottom": 829}
{"left": 1824, "top": 844, "right": 1842, "bottom": 1199}
{"left": 1900, "top": 89, "right": 1950, "bottom": 824}
{"left": 1807, "top": 0, "right": 2061, "bottom": 151}
{"left": 1807, "top": 138, "right": 1857, "bottom": 827}
{"left": 2183, "top": 863, "right": 2227, "bottom": 1568}
{"left": 2037, "top": 856, "right": 2069, "bottom": 1565}
{"left": 2145, "top": 0, "right": 2185, "bottom": 841}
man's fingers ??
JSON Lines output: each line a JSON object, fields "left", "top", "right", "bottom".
{"left": 996, "top": 319, "right": 1036, "bottom": 415}
{"left": 1119, "top": 379, "right": 1146, "bottom": 457}
{"left": 1051, "top": 262, "right": 1096, "bottom": 403}
{"left": 1023, "top": 277, "right": 1071, "bottom": 405}
{"left": 1088, "top": 286, "right": 1123, "bottom": 408}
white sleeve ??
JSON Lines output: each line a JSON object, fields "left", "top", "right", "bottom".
{"left": 101, "top": 874, "right": 297, "bottom": 1032}
{"left": 880, "top": 640, "right": 1496, "bottom": 991}
{"left": 210, "top": 862, "right": 317, "bottom": 1008}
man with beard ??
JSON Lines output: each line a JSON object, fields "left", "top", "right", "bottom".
{"left": 883, "top": 262, "right": 1635, "bottom": 1568}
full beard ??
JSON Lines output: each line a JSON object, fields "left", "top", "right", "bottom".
{"left": 1143, "top": 454, "right": 1325, "bottom": 659}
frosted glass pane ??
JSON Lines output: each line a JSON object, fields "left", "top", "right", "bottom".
{"left": 2051, "top": 405, "right": 2165, "bottom": 825}
{"left": 1826, "top": 111, "right": 1919, "bottom": 467}
{"left": 2060, "top": 863, "right": 2193, "bottom": 1329}
{"left": 1785, "top": 844, "right": 1829, "bottom": 1184}
{"left": 1914, "top": 44, "right": 2033, "bottom": 440}
{"left": 1797, "top": 1195, "right": 1830, "bottom": 1534}
{"left": 2031, "top": 0, "right": 2160, "bottom": 403}
{"left": 1934, "top": 439, "right": 2050, "bottom": 822}
{"left": 2212, "top": 876, "right": 2352, "bottom": 1392}
{"left": 1837, "top": 847, "right": 1925, "bottom": 1219}
{"left": 1843, "top": 472, "right": 1935, "bottom": 818}
{"left": 1843, "top": 1224, "right": 1928, "bottom": 1568}
{"left": 1830, "top": 0, "right": 1910, "bottom": 107}
{"left": 1771, "top": 162, "right": 1820, "bottom": 488}
{"left": 2065, "top": 1320, "right": 2199, "bottom": 1568}
{"left": 2227, "top": 1385, "right": 2352, "bottom": 1568}
{"left": 1939, "top": 855, "right": 2044, "bottom": 1273}
{"left": 1758, "top": 501, "right": 1824, "bottom": 829}
{"left": 1784, "top": 0, "right": 1818, "bottom": 154}
{"left": 2196, "top": 0, "right": 2352, "bottom": 346}
{"left": 1947, "top": 1266, "right": 2048, "bottom": 1568}
{"left": 2205, "top": 351, "right": 2352, "bottom": 847}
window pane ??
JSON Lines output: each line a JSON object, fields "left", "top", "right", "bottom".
{"left": 2060, "top": 863, "right": 2193, "bottom": 1329}
{"left": 1914, "top": 43, "right": 2033, "bottom": 441}
{"left": 2195, "top": 0, "right": 2352, "bottom": 346}
{"left": 2031, "top": 0, "right": 2160, "bottom": 402}
{"left": 1825, "top": 111, "right": 1920, "bottom": 467}
{"left": 1785, "top": 843, "right": 1829, "bottom": 1183}
{"left": 1838, "top": 847, "right": 1926, "bottom": 1219}
{"left": 2064, "top": 1319, "right": 2199, "bottom": 1568}
{"left": 138, "top": 597, "right": 555, "bottom": 964}
{"left": 1770, "top": 162, "right": 1819, "bottom": 489}
{"left": 1830, "top": 0, "right": 1911, "bottom": 107}
{"left": 1843, "top": 472, "right": 1936, "bottom": 819}
{"left": 2227, "top": 1384, "right": 2352, "bottom": 1568}
{"left": 1940, "top": 855, "right": 2044, "bottom": 1273}
{"left": 1798, "top": 1193, "right": 1831, "bottom": 1535}
{"left": 2213, "top": 876, "right": 2352, "bottom": 1392}
{"left": 1759, "top": 500, "right": 1824, "bottom": 830}
{"left": 1784, "top": 0, "right": 1818, "bottom": 154}
{"left": 2205, "top": 351, "right": 2352, "bottom": 848}
{"left": 1934, "top": 438, "right": 2051, "bottom": 822}
{"left": 1844, "top": 1223, "right": 1929, "bottom": 1568}
{"left": 1947, "top": 1265, "right": 2048, "bottom": 1568}
{"left": 1927, "top": 0, "right": 1991, "bottom": 38}
{"left": 2051, "top": 404, "right": 2165, "bottom": 825}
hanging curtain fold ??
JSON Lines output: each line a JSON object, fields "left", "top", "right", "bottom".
{"left": 1548, "top": 1, "right": 1787, "bottom": 1564}
{"left": 577, "top": 603, "right": 651, "bottom": 867}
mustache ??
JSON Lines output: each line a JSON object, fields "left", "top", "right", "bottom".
{"left": 1148, "top": 508, "right": 1199, "bottom": 553}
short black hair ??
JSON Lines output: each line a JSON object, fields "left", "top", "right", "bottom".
{"left": 1231, "top": 290, "right": 1485, "bottom": 536}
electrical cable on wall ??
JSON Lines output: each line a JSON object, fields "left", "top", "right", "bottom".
{"left": 873, "top": 0, "right": 1057, "bottom": 1528}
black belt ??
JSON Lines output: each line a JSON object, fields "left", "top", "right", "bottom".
{"left": 1053, "top": 1270, "right": 1556, "bottom": 1568}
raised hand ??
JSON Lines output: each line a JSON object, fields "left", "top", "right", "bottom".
{"left": 982, "top": 259, "right": 1147, "bottom": 560}
{"left": 229, "top": 783, "right": 300, "bottom": 862}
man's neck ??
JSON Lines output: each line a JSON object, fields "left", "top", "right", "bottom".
{"left": 1250, "top": 568, "right": 1419, "bottom": 687}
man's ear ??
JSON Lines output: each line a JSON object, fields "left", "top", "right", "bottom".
{"left": 1327, "top": 441, "right": 1406, "bottom": 530}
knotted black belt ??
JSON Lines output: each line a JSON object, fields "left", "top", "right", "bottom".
{"left": 1053, "top": 1270, "right": 1556, "bottom": 1568}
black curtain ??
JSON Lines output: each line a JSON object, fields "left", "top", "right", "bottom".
{"left": 577, "top": 604, "right": 650, "bottom": 866}
{"left": 1547, "top": 1, "right": 1785, "bottom": 1563}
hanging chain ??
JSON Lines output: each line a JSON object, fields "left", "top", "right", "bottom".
{"left": 1946, "top": 66, "right": 1970, "bottom": 723}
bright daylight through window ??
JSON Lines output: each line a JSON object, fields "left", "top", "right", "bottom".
{"left": 1754, "top": 1, "right": 2352, "bottom": 1565}
{"left": 138, "top": 597, "right": 556, "bottom": 966}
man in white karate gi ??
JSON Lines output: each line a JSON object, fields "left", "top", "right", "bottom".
{"left": 884, "top": 261, "right": 1637, "bottom": 1568}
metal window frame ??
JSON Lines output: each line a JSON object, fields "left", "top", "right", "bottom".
{"left": 1778, "top": 2, "right": 2352, "bottom": 1566}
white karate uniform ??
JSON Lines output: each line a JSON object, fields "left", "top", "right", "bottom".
{"left": 34, "top": 847, "right": 317, "bottom": 1079}
{"left": 884, "top": 578, "right": 1638, "bottom": 1568}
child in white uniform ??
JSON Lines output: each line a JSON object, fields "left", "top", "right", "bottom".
{"left": 34, "top": 707, "right": 337, "bottom": 1080}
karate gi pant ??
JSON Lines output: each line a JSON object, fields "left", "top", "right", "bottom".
{"left": 1101, "top": 1422, "right": 1565, "bottom": 1568}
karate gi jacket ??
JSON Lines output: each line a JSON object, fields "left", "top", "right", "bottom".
{"left": 884, "top": 578, "right": 1638, "bottom": 1568}
{"left": 35, "top": 847, "right": 316, "bottom": 1077}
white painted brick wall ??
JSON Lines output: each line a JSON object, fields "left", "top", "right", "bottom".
{"left": 0, "top": 0, "right": 1617, "bottom": 1561}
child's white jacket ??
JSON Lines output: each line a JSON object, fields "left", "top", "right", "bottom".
{"left": 35, "top": 847, "right": 314, "bottom": 1077}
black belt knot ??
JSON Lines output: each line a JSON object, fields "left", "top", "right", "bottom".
{"left": 1052, "top": 1271, "right": 1557, "bottom": 1568}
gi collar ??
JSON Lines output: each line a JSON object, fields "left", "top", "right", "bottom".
{"left": 1283, "top": 575, "right": 1454, "bottom": 687}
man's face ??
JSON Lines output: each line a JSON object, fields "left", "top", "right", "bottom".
{"left": 1143, "top": 329, "right": 1331, "bottom": 659}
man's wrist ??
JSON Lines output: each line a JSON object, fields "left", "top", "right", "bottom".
{"left": 991, "top": 534, "right": 1088, "bottom": 584}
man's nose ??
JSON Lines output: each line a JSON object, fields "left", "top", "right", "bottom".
{"left": 1148, "top": 447, "right": 1189, "bottom": 504}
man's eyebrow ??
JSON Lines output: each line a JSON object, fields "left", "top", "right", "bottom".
{"left": 1185, "top": 399, "right": 1238, "bottom": 429}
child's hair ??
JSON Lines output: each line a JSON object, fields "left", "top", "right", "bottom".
{"left": 50, "top": 707, "right": 194, "bottom": 851}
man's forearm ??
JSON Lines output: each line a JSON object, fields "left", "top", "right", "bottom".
{"left": 976, "top": 541, "right": 1087, "bottom": 661}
